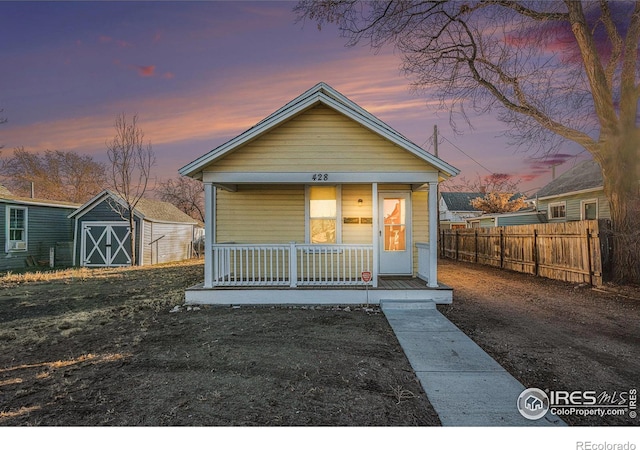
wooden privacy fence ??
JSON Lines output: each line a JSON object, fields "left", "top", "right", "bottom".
{"left": 440, "top": 220, "right": 611, "bottom": 286}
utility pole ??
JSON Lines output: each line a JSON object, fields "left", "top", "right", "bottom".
{"left": 433, "top": 125, "right": 438, "bottom": 158}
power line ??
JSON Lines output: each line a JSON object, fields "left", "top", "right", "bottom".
{"left": 439, "top": 134, "right": 494, "bottom": 174}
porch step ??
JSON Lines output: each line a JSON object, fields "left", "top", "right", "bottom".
{"left": 380, "top": 299, "right": 437, "bottom": 310}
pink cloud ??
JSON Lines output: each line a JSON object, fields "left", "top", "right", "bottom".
{"left": 162, "top": 72, "right": 175, "bottom": 79}
{"left": 137, "top": 65, "right": 156, "bottom": 77}
{"left": 99, "top": 35, "right": 112, "bottom": 44}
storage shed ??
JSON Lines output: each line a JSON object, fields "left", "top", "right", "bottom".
{"left": 1, "top": 187, "right": 79, "bottom": 271}
{"left": 70, "top": 190, "right": 199, "bottom": 267}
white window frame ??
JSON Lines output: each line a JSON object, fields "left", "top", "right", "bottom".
{"left": 305, "top": 185, "right": 342, "bottom": 244}
{"left": 5, "top": 205, "right": 28, "bottom": 252}
{"left": 548, "top": 201, "right": 566, "bottom": 220}
{"left": 580, "top": 199, "right": 598, "bottom": 220}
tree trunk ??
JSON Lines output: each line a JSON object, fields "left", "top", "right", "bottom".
{"left": 598, "top": 132, "right": 640, "bottom": 285}
{"left": 128, "top": 210, "right": 137, "bottom": 266}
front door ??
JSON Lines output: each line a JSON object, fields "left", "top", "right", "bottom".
{"left": 379, "top": 193, "right": 412, "bottom": 275}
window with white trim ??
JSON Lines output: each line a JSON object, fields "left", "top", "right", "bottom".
{"left": 549, "top": 202, "right": 566, "bottom": 220}
{"left": 6, "top": 206, "right": 28, "bottom": 251}
{"left": 307, "top": 185, "right": 341, "bottom": 244}
{"left": 581, "top": 199, "right": 598, "bottom": 220}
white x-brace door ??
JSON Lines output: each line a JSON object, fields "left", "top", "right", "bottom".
{"left": 81, "top": 222, "right": 132, "bottom": 267}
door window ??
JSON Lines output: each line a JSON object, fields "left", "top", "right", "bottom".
{"left": 383, "top": 198, "right": 406, "bottom": 251}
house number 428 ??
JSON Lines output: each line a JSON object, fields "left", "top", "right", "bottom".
{"left": 312, "top": 173, "right": 329, "bottom": 181}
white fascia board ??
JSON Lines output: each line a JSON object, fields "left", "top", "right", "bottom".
{"left": 202, "top": 171, "right": 440, "bottom": 184}
{"left": 319, "top": 95, "right": 460, "bottom": 178}
{"left": 179, "top": 84, "right": 459, "bottom": 179}
{"left": 179, "top": 95, "right": 323, "bottom": 178}
{"left": 0, "top": 198, "right": 78, "bottom": 210}
{"left": 69, "top": 190, "right": 145, "bottom": 221}
{"left": 536, "top": 186, "right": 603, "bottom": 201}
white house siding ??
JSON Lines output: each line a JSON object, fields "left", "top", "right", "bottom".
{"left": 142, "top": 221, "right": 153, "bottom": 264}
{"left": 209, "top": 105, "right": 434, "bottom": 174}
{"left": 149, "top": 222, "right": 194, "bottom": 264}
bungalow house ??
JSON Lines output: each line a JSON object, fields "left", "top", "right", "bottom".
{"left": 69, "top": 190, "right": 199, "bottom": 267}
{"left": 439, "top": 192, "right": 483, "bottom": 229}
{"left": 1, "top": 185, "right": 79, "bottom": 271}
{"left": 533, "top": 159, "right": 610, "bottom": 222}
{"left": 179, "top": 82, "right": 460, "bottom": 305}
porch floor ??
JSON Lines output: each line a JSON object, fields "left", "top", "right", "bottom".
{"left": 184, "top": 277, "right": 453, "bottom": 305}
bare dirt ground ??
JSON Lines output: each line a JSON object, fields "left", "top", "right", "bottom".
{"left": 1, "top": 259, "right": 638, "bottom": 427}
{"left": 0, "top": 260, "right": 437, "bottom": 426}
{"left": 437, "top": 259, "right": 640, "bottom": 426}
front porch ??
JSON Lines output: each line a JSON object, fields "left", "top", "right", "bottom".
{"left": 184, "top": 242, "right": 452, "bottom": 305}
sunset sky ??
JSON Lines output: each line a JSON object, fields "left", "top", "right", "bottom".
{"left": 0, "top": 1, "right": 591, "bottom": 195}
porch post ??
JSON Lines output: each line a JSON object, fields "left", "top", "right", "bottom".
{"left": 372, "top": 182, "right": 379, "bottom": 288}
{"left": 428, "top": 181, "right": 438, "bottom": 287}
{"left": 204, "top": 182, "right": 215, "bottom": 288}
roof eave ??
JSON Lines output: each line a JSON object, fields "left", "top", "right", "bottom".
{"left": 179, "top": 83, "right": 460, "bottom": 179}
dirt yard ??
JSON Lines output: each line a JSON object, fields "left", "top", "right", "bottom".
{"left": 0, "top": 260, "right": 437, "bottom": 426}
{"left": 437, "top": 259, "right": 640, "bottom": 426}
{"left": 1, "top": 259, "right": 638, "bottom": 426}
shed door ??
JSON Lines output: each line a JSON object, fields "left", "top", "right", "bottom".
{"left": 378, "top": 193, "right": 412, "bottom": 275}
{"left": 81, "top": 222, "right": 132, "bottom": 267}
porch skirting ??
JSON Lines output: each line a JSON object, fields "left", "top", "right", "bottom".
{"left": 184, "top": 278, "right": 452, "bottom": 306}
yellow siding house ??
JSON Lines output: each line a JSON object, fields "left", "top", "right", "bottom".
{"left": 180, "top": 82, "right": 459, "bottom": 305}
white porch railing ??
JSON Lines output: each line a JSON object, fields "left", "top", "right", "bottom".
{"left": 211, "top": 243, "right": 373, "bottom": 287}
{"left": 416, "top": 242, "right": 431, "bottom": 283}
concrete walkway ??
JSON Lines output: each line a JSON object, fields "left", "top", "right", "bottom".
{"left": 381, "top": 300, "right": 566, "bottom": 426}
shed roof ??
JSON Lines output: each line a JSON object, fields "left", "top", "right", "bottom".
{"left": 534, "top": 159, "right": 603, "bottom": 199}
{"left": 0, "top": 191, "right": 80, "bottom": 209}
{"left": 69, "top": 190, "right": 197, "bottom": 224}
{"left": 179, "top": 82, "right": 459, "bottom": 179}
{"left": 441, "top": 192, "right": 483, "bottom": 212}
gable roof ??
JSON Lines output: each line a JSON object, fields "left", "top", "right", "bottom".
{"left": 69, "top": 190, "right": 197, "bottom": 224}
{"left": 179, "top": 82, "right": 459, "bottom": 179}
{"left": 534, "top": 159, "right": 603, "bottom": 199}
{"left": 441, "top": 192, "right": 483, "bottom": 212}
{"left": 0, "top": 190, "right": 80, "bottom": 209}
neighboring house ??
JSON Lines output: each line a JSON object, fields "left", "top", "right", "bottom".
{"left": 533, "top": 159, "right": 610, "bottom": 222}
{"left": 179, "top": 82, "right": 460, "bottom": 305}
{"left": 1, "top": 186, "right": 79, "bottom": 271}
{"left": 69, "top": 190, "right": 199, "bottom": 267}
{"left": 439, "top": 192, "right": 483, "bottom": 229}
{"left": 466, "top": 208, "right": 548, "bottom": 228}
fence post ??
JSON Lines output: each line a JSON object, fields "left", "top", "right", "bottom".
{"left": 586, "top": 228, "right": 593, "bottom": 286}
{"left": 533, "top": 229, "right": 539, "bottom": 277}
{"left": 455, "top": 230, "right": 459, "bottom": 261}
{"left": 474, "top": 229, "right": 478, "bottom": 263}
{"left": 499, "top": 228, "right": 504, "bottom": 268}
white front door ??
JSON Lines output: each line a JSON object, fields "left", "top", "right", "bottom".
{"left": 378, "top": 192, "right": 412, "bottom": 275}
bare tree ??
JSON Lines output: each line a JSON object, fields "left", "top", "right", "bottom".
{"left": 106, "top": 113, "right": 156, "bottom": 266}
{"left": 442, "top": 173, "right": 526, "bottom": 213}
{"left": 0, "top": 108, "right": 7, "bottom": 150}
{"left": 0, "top": 147, "right": 106, "bottom": 202}
{"left": 156, "top": 176, "right": 204, "bottom": 222}
{"left": 296, "top": 1, "right": 640, "bottom": 283}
